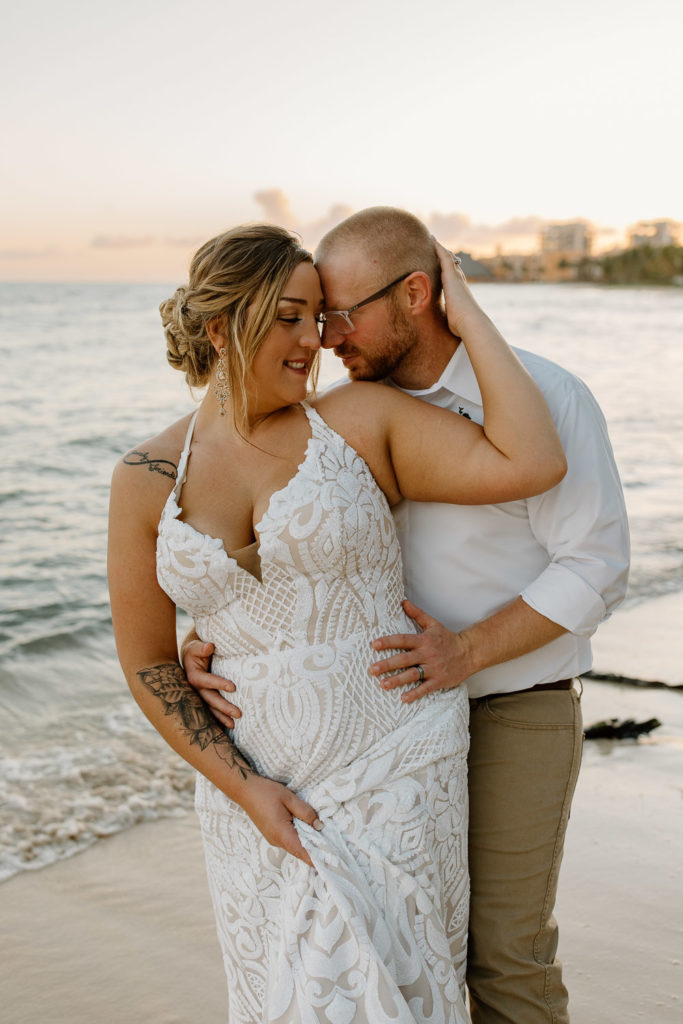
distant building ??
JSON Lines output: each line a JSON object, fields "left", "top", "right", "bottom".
{"left": 453, "top": 251, "right": 494, "bottom": 282}
{"left": 478, "top": 252, "right": 543, "bottom": 283}
{"left": 536, "top": 221, "right": 593, "bottom": 281}
{"left": 540, "top": 221, "right": 592, "bottom": 256}
{"left": 628, "top": 219, "right": 682, "bottom": 248}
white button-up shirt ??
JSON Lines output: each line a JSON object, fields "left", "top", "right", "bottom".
{"left": 390, "top": 345, "right": 630, "bottom": 698}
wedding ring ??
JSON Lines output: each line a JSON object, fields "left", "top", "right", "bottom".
{"left": 451, "top": 253, "right": 462, "bottom": 265}
{"left": 416, "top": 664, "right": 425, "bottom": 683}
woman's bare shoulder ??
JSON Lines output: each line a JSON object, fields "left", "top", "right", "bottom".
{"left": 110, "top": 413, "right": 194, "bottom": 514}
{"left": 313, "top": 380, "right": 401, "bottom": 417}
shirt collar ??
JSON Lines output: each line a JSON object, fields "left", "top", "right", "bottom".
{"left": 391, "top": 344, "right": 482, "bottom": 406}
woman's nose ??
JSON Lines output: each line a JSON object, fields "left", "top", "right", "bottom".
{"left": 301, "top": 322, "right": 322, "bottom": 349}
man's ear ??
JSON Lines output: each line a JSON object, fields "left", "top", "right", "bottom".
{"left": 402, "top": 272, "right": 432, "bottom": 316}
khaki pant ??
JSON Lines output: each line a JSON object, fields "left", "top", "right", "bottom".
{"left": 467, "top": 685, "right": 583, "bottom": 1024}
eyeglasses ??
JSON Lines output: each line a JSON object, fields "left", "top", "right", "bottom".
{"left": 321, "top": 271, "right": 414, "bottom": 337}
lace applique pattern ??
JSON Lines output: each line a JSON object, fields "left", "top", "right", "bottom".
{"left": 157, "top": 403, "right": 470, "bottom": 1023}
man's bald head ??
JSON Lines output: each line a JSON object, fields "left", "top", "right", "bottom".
{"left": 315, "top": 206, "right": 442, "bottom": 304}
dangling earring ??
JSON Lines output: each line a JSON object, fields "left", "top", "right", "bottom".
{"left": 214, "top": 347, "right": 230, "bottom": 416}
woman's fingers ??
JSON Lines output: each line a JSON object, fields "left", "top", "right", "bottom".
{"left": 285, "top": 790, "right": 324, "bottom": 833}
{"left": 277, "top": 793, "right": 322, "bottom": 867}
{"left": 244, "top": 780, "right": 321, "bottom": 869}
{"left": 278, "top": 823, "right": 314, "bottom": 867}
{"left": 432, "top": 235, "right": 479, "bottom": 338}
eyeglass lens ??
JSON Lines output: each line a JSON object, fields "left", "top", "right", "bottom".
{"left": 321, "top": 312, "right": 353, "bottom": 337}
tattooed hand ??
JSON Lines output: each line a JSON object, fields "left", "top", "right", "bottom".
{"left": 136, "top": 663, "right": 254, "bottom": 780}
{"left": 123, "top": 450, "right": 177, "bottom": 480}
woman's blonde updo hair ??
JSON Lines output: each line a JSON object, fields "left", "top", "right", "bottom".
{"left": 160, "top": 224, "right": 316, "bottom": 430}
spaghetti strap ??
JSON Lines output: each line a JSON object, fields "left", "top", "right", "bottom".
{"left": 172, "top": 410, "right": 199, "bottom": 503}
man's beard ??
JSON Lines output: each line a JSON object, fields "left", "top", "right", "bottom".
{"left": 338, "top": 304, "right": 419, "bottom": 382}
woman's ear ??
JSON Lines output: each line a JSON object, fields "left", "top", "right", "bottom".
{"left": 206, "top": 316, "right": 227, "bottom": 355}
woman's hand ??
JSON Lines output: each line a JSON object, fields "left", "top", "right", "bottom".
{"left": 369, "top": 599, "right": 475, "bottom": 703}
{"left": 182, "top": 638, "right": 242, "bottom": 729}
{"left": 240, "top": 776, "right": 323, "bottom": 868}
{"left": 433, "top": 236, "right": 481, "bottom": 339}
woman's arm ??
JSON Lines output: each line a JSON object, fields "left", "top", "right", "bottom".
{"left": 107, "top": 455, "right": 320, "bottom": 865}
{"left": 381, "top": 241, "right": 567, "bottom": 505}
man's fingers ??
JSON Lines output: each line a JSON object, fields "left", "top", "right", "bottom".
{"left": 400, "top": 681, "right": 434, "bottom": 704}
{"left": 379, "top": 669, "right": 421, "bottom": 690}
{"left": 401, "top": 598, "right": 435, "bottom": 629}
{"left": 199, "top": 689, "right": 238, "bottom": 729}
{"left": 199, "top": 672, "right": 236, "bottom": 693}
{"left": 186, "top": 666, "right": 236, "bottom": 693}
{"left": 181, "top": 637, "right": 214, "bottom": 662}
{"left": 213, "top": 710, "right": 235, "bottom": 729}
{"left": 199, "top": 687, "right": 241, "bottom": 718}
{"left": 371, "top": 631, "right": 418, "bottom": 653}
{"left": 369, "top": 649, "right": 424, "bottom": 677}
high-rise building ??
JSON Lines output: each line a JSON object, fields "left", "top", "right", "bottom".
{"left": 628, "top": 220, "right": 682, "bottom": 248}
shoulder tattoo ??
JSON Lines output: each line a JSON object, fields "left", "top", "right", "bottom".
{"left": 123, "top": 450, "right": 177, "bottom": 480}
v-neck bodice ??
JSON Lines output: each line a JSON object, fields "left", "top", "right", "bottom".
{"left": 156, "top": 401, "right": 407, "bottom": 663}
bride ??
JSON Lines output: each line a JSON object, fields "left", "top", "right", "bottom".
{"left": 108, "top": 223, "right": 565, "bottom": 1023}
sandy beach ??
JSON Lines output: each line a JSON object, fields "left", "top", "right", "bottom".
{"left": 2, "top": 598, "right": 682, "bottom": 1023}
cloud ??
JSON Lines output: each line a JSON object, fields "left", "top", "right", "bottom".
{"left": 252, "top": 191, "right": 354, "bottom": 248}
{"left": 253, "top": 189, "right": 296, "bottom": 226}
{"left": 90, "top": 234, "right": 156, "bottom": 249}
{"left": 304, "top": 204, "right": 355, "bottom": 246}
{"left": 164, "top": 236, "right": 206, "bottom": 248}
{"left": 0, "top": 247, "right": 59, "bottom": 260}
{"left": 426, "top": 212, "right": 545, "bottom": 248}
{"left": 250, "top": 191, "right": 553, "bottom": 251}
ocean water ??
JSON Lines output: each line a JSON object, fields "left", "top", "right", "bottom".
{"left": 1, "top": 281, "right": 682, "bottom": 882}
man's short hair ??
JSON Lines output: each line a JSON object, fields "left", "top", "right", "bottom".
{"left": 316, "top": 207, "right": 441, "bottom": 303}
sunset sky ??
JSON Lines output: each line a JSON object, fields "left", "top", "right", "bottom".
{"left": 2, "top": 0, "right": 681, "bottom": 281}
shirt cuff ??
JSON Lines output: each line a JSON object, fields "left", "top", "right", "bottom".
{"left": 521, "top": 562, "right": 608, "bottom": 636}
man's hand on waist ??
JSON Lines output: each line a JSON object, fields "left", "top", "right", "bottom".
{"left": 369, "top": 599, "right": 476, "bottom": 703}
{"left": 182, "top": 635, "right": 242, "bottom": 729}
{"left": 369, "top": 596, "right": 568, "bottom": 702}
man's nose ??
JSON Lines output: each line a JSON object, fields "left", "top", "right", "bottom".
{"left": 321, "top": 325, "right": 344, "bottom": 349}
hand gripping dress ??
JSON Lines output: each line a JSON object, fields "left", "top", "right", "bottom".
{"left": 156, "top": 402, "right": 471, "bottom": 1024}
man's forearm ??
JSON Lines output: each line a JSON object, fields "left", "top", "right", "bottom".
{"left": 460, "top": 596, "right": 566, "bottom": 677}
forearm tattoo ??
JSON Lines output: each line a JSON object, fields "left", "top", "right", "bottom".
{"left": 136, "top": 663, "right": 255, "bottom": 780}
{"left": 123, "top": 450, "right": 177, "bottom": 480}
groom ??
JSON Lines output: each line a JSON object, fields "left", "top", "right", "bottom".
{"left": 185, "top": 207, "right": 629, "bottom": 1023}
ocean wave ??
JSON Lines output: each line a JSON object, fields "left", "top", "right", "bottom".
{"left": 0, "top": 704, "right": 196, "bottom": 883}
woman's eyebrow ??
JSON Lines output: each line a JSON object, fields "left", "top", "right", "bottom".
{"left": 279, "top": 296, "right": 325, "bottom": 307}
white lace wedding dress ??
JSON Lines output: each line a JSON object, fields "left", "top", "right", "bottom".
{"left": 157, "top": 402, "right": 471, "bottom": 1024}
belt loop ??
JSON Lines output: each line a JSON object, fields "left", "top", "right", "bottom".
{"left": 574, "top": 676, "right": 584, "bottom": 699}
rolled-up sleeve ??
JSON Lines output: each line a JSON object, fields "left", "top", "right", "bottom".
{"left": 520, "top": 375, "right": 630, "bottom": 636}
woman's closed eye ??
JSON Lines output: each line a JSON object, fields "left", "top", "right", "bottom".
{"left": 277, "top": 314, "right": 325, "bottom": 326}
